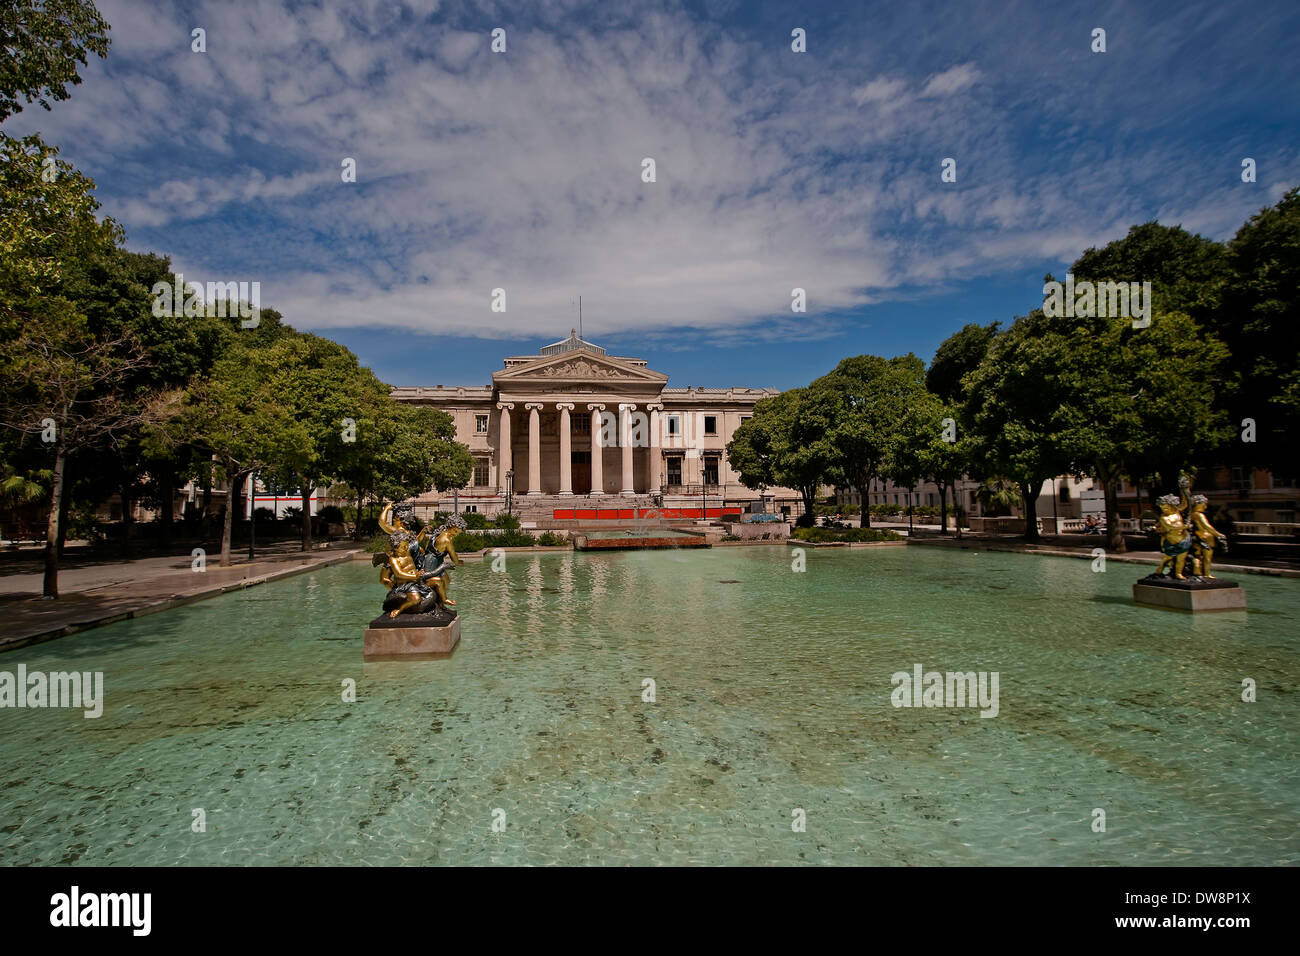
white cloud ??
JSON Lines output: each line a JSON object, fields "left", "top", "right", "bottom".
{"left": 851, "top": 77, "right": 908, "bottom": 106}
{"left": 8, "top": 1, "right": 1295, "bottom": 344}
{"left": 920, "top": 63, "right": 980, "bottom": 97}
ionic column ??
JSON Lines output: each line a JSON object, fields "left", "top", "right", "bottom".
{"left": 525, "top": 402, "right": 544, "bottom": 495}
{"left": 496, "top": 402, "right": 514, "bottom": 494}
{"left": 556, "top": 403, "right": 575, "bottom": 496}
{"left": 587, "top": 404, "right": 606, "bottom": 495}
{"left": 646, "top": 403, "right": 664, "bottom": 494}
{"left": 619, "top": 403, "right": 637, "bottom": 496}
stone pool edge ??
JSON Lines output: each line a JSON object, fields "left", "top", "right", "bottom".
{"left": 906, "top": 537, "right": 1300, "bottom": 579}
{"left": 0, "top": 550, "right": 364, "bottom": 655}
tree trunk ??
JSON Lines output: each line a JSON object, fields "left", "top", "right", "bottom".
{"left": 859, "top": 472, "right": 871, "bottom": 528}
{"left": 42, "top": 444, "right": 67, "bottom": 599}
{"left": 55, "top": 471, "right": 71, "bottom": 558}
{"left": 799, "top": 485, "right": 817, "bottom": 527}
{"left": 938, "top": 481, "right": 949, "bottom": 534}
{"left": 954, "top": 481, "right": 963, "bottom": 540}
{"left": 220, "top": 468, "right": 243, "bottom": 567}
{"left": 120, "top": 484, "right": 134, "bottom": 558}
{"left": 300, "top": 479, "right": 313, "bottom": 552}
{"left": 159, "top": 461, "right": 175, "bottom": 548}
{"left": 354, "top": 491, "right": 363, "bottom": 539}
{"left": 1020, "top": 480, "right": 1041, "bottom": 542}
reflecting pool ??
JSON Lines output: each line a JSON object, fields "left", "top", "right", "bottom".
{"left": 1, "top": 545, "right": 1296, "bottom": 865}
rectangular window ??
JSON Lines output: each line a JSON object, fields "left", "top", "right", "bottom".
{"left": 667, "top": 415, "right": 681, "bottom": 436}
{"left": 465, "top": 505, "right": 478, "bottom": 513}
{"left": 666, "top": 457, "right": 682, "bottom": 486}
{"left": 703, "top": 415, "right": 718, "bottom": 436}
{"left": 472, "top": 458, "right": 490, "bottom": 486}
{"left": 1275, "top": 509, "right": 1295, "bottom": 523}
{"left": 703, "top": 455, "right": 719, "bottom": 485}
{"left": 1231, "top": 467, "right": 1253, "bottom": 491}
{"left": 475, "top": 414, "right": 488, "bottom": 434}
{"left": 574, "top": 414, "right": 590, "bottom": 433}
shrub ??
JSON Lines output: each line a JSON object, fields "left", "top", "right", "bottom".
{"left": 493, "top": 512, "right": 521, "bottom": 530}
{"left": 791, "top": 526, "right": 903, "bottom": 543}
{"left": 317, "top": 505, "right": 345, "bottom": 524}
{"left": 66, "top": 508, "right": 104, "bottom": 544}
{"left": 455, "top": 528, "right": 536, "bottom": 551}
{"left": 721, "top": 534, "right": 741, "bottom": 541}
{"left": 459, "top": 511, "right": 492, "bottom": 530}
{"left": 816, "top": 502, "right": 861, "bottom": 515}
{"left": 537, "top": 531, "right": 568, "bottom": 547}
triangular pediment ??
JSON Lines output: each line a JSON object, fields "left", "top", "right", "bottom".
{"left": 493, "top": 350, "right": 668, "bottom": 386}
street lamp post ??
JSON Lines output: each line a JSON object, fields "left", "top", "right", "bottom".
{"left": 505, "top": 470, "right": 514, "bottom": 518}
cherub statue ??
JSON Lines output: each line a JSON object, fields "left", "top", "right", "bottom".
{"left": 1154, "top": 492, "right": 1194, "bottom": 580}
{"left": 373, "top": 505, "right": 465, "bottom": 618}
{"left": 1189, "top": 495, "right": 1227, "bottom": 578}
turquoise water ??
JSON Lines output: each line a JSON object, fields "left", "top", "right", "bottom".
{"left": 1, "top": 545, "right": 1296, "bottom": 866}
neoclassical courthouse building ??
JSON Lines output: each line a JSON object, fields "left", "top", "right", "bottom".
{"left": 392, "top": 331, "right": 798, "bottom": 519}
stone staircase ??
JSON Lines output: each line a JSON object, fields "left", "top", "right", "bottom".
{"left": 511, "top": 494, "right": 657, "bottom": 522}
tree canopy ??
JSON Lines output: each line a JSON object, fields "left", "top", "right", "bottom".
{"left": 0, "top": 0, "right": 110, "bottom": 122}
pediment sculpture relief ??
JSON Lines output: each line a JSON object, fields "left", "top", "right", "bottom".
{"left": 539, "top": 359, "right": 621, "bottom": 379}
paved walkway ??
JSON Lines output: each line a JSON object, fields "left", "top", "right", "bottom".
{"left": 0, "top": 545, "right": 363, "bottom": 653}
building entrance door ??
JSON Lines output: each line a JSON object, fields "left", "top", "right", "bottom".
{"left": 572, "top": 451, "right": 591, "bottom": 494}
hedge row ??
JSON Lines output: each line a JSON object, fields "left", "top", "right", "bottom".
{"left": 791, "top": 527, "right": 904, "bottom": 543}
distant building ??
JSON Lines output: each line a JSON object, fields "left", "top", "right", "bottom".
{"left": 391, "top": 331, "right": 805, "bottom": 519}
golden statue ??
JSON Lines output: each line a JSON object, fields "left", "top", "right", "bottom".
{"left": 1154, "top": 492, "right": 1194, "bottom": 579}
{"left": 1189, "top": 494, "right": 1227, "bottom": 577}
{"left": 373, "top": 504, "right": 465, "bottom": 619}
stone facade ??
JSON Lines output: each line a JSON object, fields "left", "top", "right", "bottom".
{"left": 392, "top": 332, "right": 799, "bottom": 516}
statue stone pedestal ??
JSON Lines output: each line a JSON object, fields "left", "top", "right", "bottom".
{"left": 1133, "top": 575, "right": 1246, "bottom": 613}
{"left": 363, "top": 610, "right": 461, "bottom": 661}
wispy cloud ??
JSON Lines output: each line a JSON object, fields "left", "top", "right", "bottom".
{"left": 5, "top": 0, "right": 1298, "bottom": 345}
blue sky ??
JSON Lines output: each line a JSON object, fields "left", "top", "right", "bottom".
{"left": 8, "top": 0, "right": 1299, "bottom": 389}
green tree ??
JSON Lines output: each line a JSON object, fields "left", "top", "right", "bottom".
{"left": 1068, "top": 221, "right": 1228, "bottom": 322}
{"left": 0, "top": 313, "right": 178, "bottom": 594}
{"left": 1211, "top": 187, "right": 1300, "bottom": 477}
{"left": 333, "top": 397, "right": 473, "bottom": 521}
{"left": 927, "top": 321, "right": 1000, "bottom": 403}
{"left": 813, "top": 354, "right": 931, "bottom": 528}
{"left": 727, "top": 387, "right": 831, "bottom": 525}
{"left": 377, "top": 403, "right": 473, "bottom": 502}
{"left": 261, "top": 333, "right": 415, "bottom": 551}
{"left": 892, "top": 394, "right": 968, "bottom": 533}
{"left": 0, "top": 134, "right": 173, "bottom": 594}
{"left": 178, "top": 340, "right": 308, "bottom": 566}
{"left": 962, "top": 313, "right": 1072, "bottom": 542}
{"left": 1051, "top": 308, "right": 1229, "bottom": 551}
{"left": 0, "top": 0, "right": 110, "bottom": 122}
